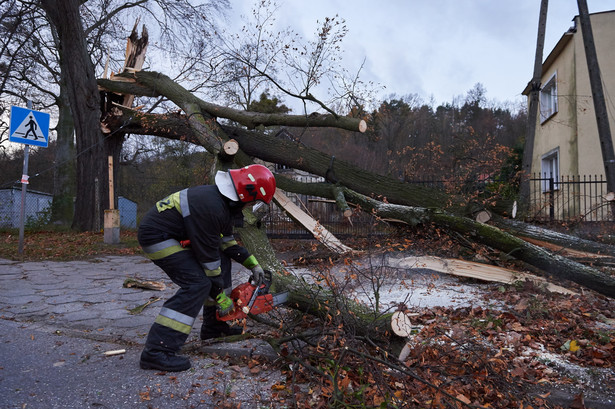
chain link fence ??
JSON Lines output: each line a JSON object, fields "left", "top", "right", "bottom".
{"left": 0, "top": 188, "right": 52, "bottom": 229}
{"left": 0, "top": 187, "right": 138, "bottom": 230}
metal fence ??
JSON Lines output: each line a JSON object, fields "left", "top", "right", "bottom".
{"left": 529, "top": 174, "right": 613, "bottom": 222}
{"left": 263, "top": 173, "right": 613, "bottom": 238}
{"left": 262, "top": 195, "right": 390, "bottom": 239}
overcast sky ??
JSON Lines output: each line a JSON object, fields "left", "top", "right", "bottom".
{"left": 229, "top": 0, "right": 614, "bottom": 109}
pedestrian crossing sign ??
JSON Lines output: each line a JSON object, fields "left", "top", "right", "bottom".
{"left": 9, "top": 105, "right": 50, "bottom": 148}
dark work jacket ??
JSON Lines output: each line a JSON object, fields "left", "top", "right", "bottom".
{"left": 138, "top": 185, "right": 255, "bottom": 275}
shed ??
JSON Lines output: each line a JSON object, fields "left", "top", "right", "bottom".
{"left": 0, "top": 188, "right": 53, "bottom": 228}
{"left": 118, "top": 196, "right": 137, "bottom": 229}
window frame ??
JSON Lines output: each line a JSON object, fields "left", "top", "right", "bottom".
{"left": 540, "top": 148, "right": 560, "bottom": 192}
{"left": 540, "top": 72, "right": 558, "bottom": 123}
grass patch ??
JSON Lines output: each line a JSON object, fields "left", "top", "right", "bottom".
{"left": 0, "top": 230, "right": 142, "bottom": 261}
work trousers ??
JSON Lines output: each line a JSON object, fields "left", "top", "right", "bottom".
{"left": 144, "top": 250, "right": 232, "bottom": 353}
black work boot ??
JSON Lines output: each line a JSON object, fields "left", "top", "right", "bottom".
{"left": 201, "top": 306, "right": 243, "bottom": 340}
{"left": 140, "top": 348, "right": 191, "bottom": 372}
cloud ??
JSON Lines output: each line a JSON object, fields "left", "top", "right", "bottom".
{"left": 230, "top": 0, "right": 615, "bottom": 108}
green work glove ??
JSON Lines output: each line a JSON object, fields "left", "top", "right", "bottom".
{"left": 216, "top": 292, "right": 234, "bottom": 316}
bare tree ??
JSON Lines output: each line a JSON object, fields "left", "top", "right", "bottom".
{"left": 210, "top": 0, "right": 376, "bottom": 116}
{"left": 1, "top": 0, "right": 229, "bottom": 230}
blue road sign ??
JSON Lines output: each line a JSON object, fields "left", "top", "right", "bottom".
{"left": 9, "top": 105, "right": 50, "bottom": 148}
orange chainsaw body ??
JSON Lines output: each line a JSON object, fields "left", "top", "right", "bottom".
{"left": 216, "top": 282, "right": 274, "bottom": 321}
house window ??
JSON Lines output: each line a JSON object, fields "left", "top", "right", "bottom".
{"left": 540, "top": 73, "right": 558, "bottom": 122}
{"left": 540, "top": 148, "right": 559, "bottom": 192}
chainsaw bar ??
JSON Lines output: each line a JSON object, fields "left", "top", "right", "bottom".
{"left": 271, "top": 291, "right": 288, "bottom": 306}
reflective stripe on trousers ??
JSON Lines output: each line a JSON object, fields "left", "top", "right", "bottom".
{"left": 154, "top": 307, "right": 195, "bottom": 335}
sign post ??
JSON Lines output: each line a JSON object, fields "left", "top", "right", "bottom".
{"left": 9, "top": 103, "right": 50, "bottom": 255}
{"left": 18, "top": 144, "right": 30, "bottom": 255}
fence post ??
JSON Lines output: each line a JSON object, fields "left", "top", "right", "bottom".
{"left": 548, "top": 176, "right": 554, "bottom": 221}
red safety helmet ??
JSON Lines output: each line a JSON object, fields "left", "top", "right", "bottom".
{"left": 229, "top": 164, "right": 276, "bottom": 204}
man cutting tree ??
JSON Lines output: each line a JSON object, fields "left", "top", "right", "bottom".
{"left": 137, "top": 164, "right": 276, "bottom": 372}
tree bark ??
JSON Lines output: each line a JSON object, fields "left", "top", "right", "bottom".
{"left": 51, "top": 89, "right": 76, "bottom": 226}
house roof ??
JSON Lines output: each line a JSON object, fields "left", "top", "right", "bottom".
{"left": 0, "top": 187, "right": 52, "bottom": 196}
{"left": 521, "top": 10, "right": 615, "bottom": 96}
{"left": 522, "top": 24, "right": 575, "bottom": 96}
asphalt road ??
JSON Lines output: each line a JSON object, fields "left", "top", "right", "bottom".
{"left": 0, "top": 255, "right": 284, "bottom": 409}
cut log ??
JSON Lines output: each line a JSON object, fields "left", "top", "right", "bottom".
{"left": 391, "top": 311, "right": 413, "bottom": 337}
{"left": 475, "top": 210, "right": 491, "bottom": 224}
{"left": 273, "top": 190, "right": 353, "bottom": 254}
{"left": 332, "top": 185, "right": 353, "bottom": 218}
{"left": 218, "top": 139, "right": 239, "bottom": 162}
{"left": 394, "top": 256, "right": 576, "bottom": 295}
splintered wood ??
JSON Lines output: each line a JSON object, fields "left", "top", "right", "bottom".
{"left": 397, "top": 256, "right": 576, "bottom": 295}
{"left": 273, "top": 190, "right": 353, "bottom": 254}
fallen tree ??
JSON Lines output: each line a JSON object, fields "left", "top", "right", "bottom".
{"left": 98, "top": 70, "right": 615, "bottom": 299}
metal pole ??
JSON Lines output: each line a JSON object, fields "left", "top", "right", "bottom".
{"left": 18, "top": 100, "right": 33, "bottom": 255}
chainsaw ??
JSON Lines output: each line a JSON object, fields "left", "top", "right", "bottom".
{"left": 216, "top": 269, "right": 288, "bottom": 321}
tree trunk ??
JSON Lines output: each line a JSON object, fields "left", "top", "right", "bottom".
{"left": 277, "top": 176, "right": 615, "bottom": 298}
{"left": 51, "top": 89, "right": 76, "bottom": 226}
{"left": 493, "top": 217, "right": 615, "bottom": 256}
{"left": 236, "top": 208, "right": 285, "bottom": 275}
{"left": 41, "top": 0, "right": 105, "bottom": 232}
{"left": 96, "top": 100, "right": 448, "bottom": 209}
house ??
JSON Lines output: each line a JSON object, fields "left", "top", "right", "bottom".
{"left": 522, "top": 10, "right": 615, "bottom": 221}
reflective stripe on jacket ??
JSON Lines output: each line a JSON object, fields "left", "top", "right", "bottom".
{"left": 138, "top": 185, "right": 253, "bottom": 275}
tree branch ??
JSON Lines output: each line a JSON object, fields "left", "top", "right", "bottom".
{"left": 98, "top": 71, "right": 367, "bottom": 132}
